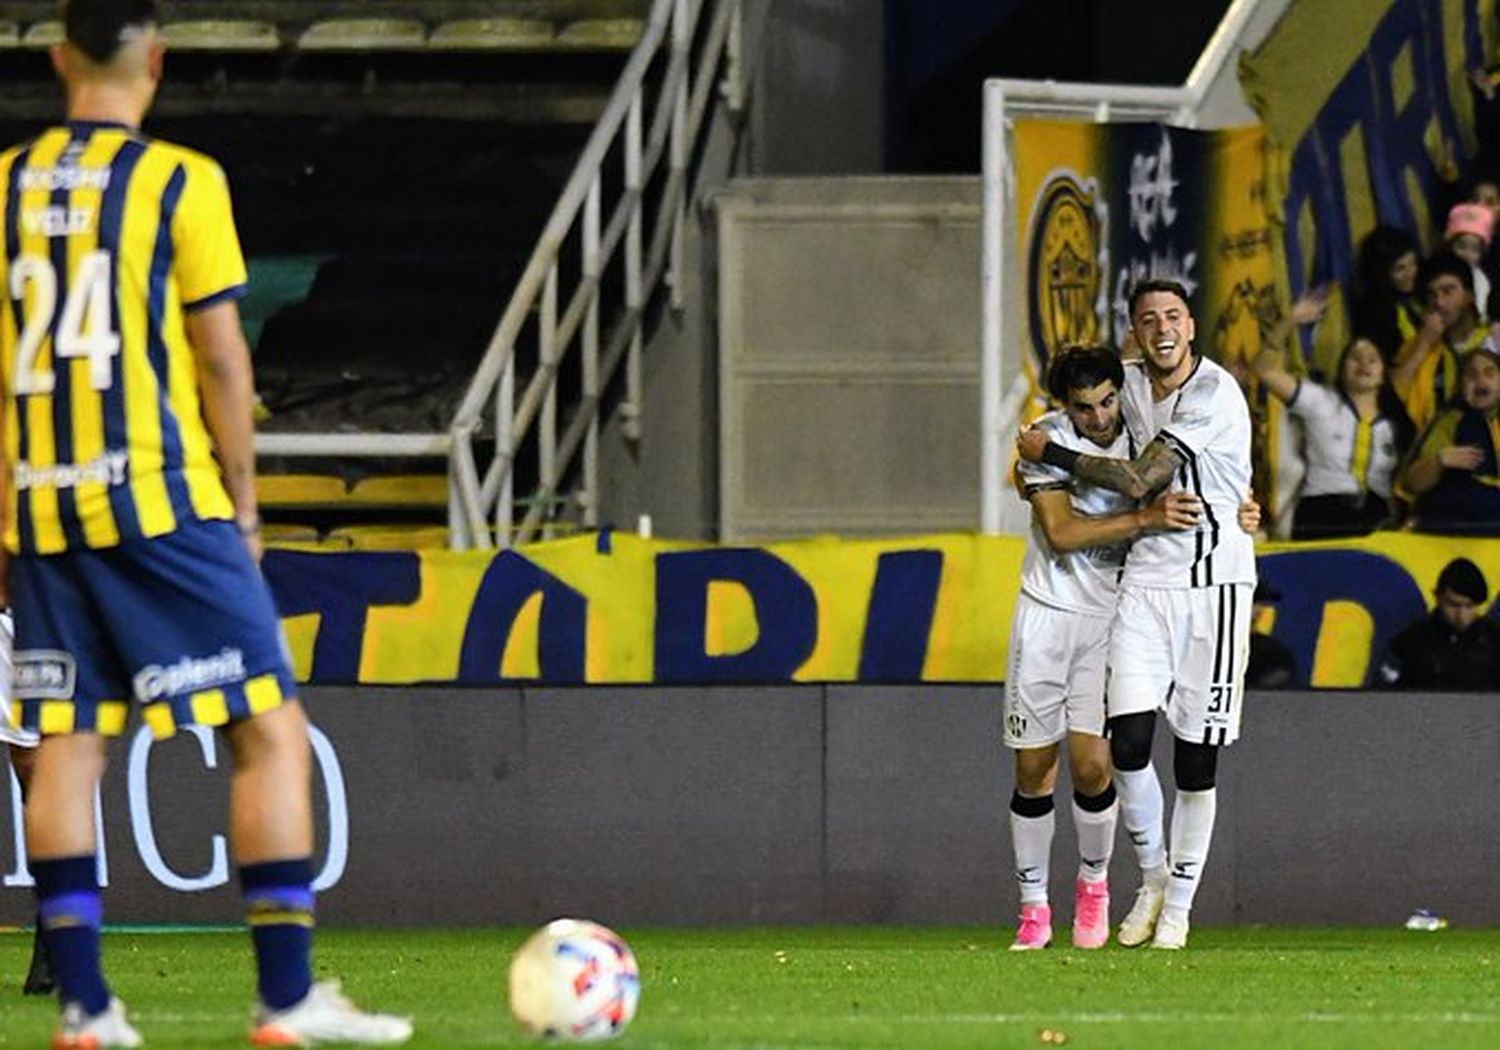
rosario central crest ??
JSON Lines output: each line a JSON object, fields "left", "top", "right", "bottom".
{"left": 1026, "top": 174, "right": 1104, "bottom": 377}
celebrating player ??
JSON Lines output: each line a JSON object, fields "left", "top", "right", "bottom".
{"left": 0, "top": 3, "right": 410, "bottom": 1044}
{"left": 1005, "top": 345, "right": 1204, "bottom": 951}
{"left": 1018, "top": 279, "right": 1257, "bottom": 950}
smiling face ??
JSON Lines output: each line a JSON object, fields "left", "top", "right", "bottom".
{"left": 1338, "top": 338, "right": 1385, "bottom": 397}
{"left": 1130, "top": 289, "right": 1195, "bottom": 381}
{"left": 1064, "top": 379, "right": 1122, "bottom": 448}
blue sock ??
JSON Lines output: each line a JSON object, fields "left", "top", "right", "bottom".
{"left": 33, "top": 855, "right": 110, "bottom": 1015}
{"left": 241, "top": 859, "right": 315, "bottom": 1010}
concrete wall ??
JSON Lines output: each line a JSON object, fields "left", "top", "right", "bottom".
{"left": 4, "top": 685, "right": 1496, "bottom": 929}
{"left": 749, "top": 0, "right": 885, "bottom": 175}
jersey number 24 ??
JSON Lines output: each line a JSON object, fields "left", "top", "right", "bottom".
{"left": 9, "top": 251, "right": 121, "bottom": 395}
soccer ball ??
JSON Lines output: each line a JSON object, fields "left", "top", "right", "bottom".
{"left": 508, "top": 919, "right": 640, "bottom": 1042}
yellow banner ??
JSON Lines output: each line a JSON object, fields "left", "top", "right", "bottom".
{"left": 264, "top": 532, "right": 1500, "bottom": 690}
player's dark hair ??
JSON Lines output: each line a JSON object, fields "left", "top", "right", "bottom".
{"left": 1127, "top": 278, "right": 1191, "bottom": 320}
{"left": 1045, "top": 344, "right": 1123, "bottom": 404}
{"left": 64, "top": 0, "right": 160, "bottom": 64}
{"left": 1420, "top": 249, "right": 1475, "bottom": 296}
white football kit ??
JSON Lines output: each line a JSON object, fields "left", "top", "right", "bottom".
{"left": 1109, "top": 357, "right": 1256, "bottom": 746}
{"left": 0, "top": 607, "right": 37, "bottom": 749}
{"left": 1004, "top": 410, "right": 1135, "bottom": 748}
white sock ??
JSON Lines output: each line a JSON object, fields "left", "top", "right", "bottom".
{"left": 1165, "top": 787, "right": 1217, "bottom": 914}
{"left": 1113, "top": 764, "right": 1167, "bottom": 879}
{"left": 1009, "top": 804, "right": 1055, "bottom": 906}
{"left": 1072, "top": 795, "right": 1117, "bottom": 884}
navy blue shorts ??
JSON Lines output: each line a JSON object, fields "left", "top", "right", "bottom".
{"left": 9, "top": 519, "right": 297, "bottom": 740}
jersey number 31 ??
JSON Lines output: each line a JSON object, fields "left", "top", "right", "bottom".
{"left": 9, "top": 252, "right": 121, "bottom": 395}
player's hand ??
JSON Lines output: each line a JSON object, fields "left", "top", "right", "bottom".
{"left": 237, "top": 514, "right": 265, "bottom": 562}
{"left": 1440, "top": 444, "right": 1486, "bottom": 471}
{"left": 1016, "top": 426, "right": 1049, "bottom": 464}
{"left": 1237, "top": 496, "right": 1262, "bottom": 534}
{"left": 1143, "top": 490, "right": 1202, "bottom": 531}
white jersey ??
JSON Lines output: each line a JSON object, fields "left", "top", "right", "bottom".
{"left": 1118, "top": 356, "right": 1256, "bottom": 588}
{"left": 1286, "top": 380, "right": 1401, "bottom": 499}
{"left": 1017, "top": 409, "right": 1137, "bottom": 616}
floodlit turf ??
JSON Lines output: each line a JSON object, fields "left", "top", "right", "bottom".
{"left": 2, "top": 926, "right": 1499, "bottom": 1048}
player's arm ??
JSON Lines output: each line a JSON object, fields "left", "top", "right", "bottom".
{"left": 1017, "top": 429, "right": 1185, "bottom": 501}
{"left": 186, "top": 300, "right": 262, "bottom": 558}
{"left": 1028, "top": 486, "right": 1201, "bottom": 552}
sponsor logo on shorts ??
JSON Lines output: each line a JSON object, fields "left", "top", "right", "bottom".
{"left": 13, "top": 650, "right": 77, "bottom": 700}
{"left": 133, "top": 648, "right": 247, "bottom": 703}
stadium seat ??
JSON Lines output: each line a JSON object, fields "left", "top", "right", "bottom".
{"left": 346, "top": 474, "right": 448, "bottom": 508}
{"left": 556, "top": 18, "right": 645, "bottom": 51}
{"left": 257, "top": 473, "right": 349, "bottom": 508}
{"left": 326, "top": 524, "right": 450, "bottom": 551}
{"left": 19, "top": 20, "right": 61, "bottom": 49}
{"left": 428, "top": 18, "right": 556, "bottom": 52}
{"left": 163, "top": 20, "right": 281, "bottom": 53}
{"left": 297, "top": 18, "right": 427, "bottom": 52}
{"left": 261, "top": 522, "right": 322, "bottom": 545}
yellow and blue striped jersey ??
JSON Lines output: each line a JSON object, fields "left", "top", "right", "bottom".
{"left": 0, "top": 121, "right": 244, "bottom": 555}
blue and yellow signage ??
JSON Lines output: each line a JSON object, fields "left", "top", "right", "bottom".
{"left": 262, "top": 532, "right": 1500, "bottom": 691}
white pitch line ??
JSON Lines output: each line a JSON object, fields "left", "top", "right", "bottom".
{"left": 855, "top": 1011, "right": 1500, "bottom": 1025}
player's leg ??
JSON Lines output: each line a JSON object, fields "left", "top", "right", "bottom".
{"left": 10, "top": 554, "right": 142, "bottom": 1047}
{"left": 102, "top": 520, "right": 411, "bottom": 1045}
{"left": 1008, "top": 744, "right": 1060, "bottom": 950}
{"left": 26, "top": 734, "right": 141, "bottom": 1047}
{"left": 1154, "top": 738, "right": 1218, "bottom": 950}
{"left": 1001, "top": 595, "right": 1072, "bottom": 951}
{"left": 7, "top": 744, "right": 57, "bottom": 997}
{"left": 1060, "top": 612, "right": 1115, "bottom": 948}
{"left": 1104, "top": 588, "right": 1172, "bottom": 946}
{"left": 223, "top": 700, "right": 318, "bottom": 1016}
{"left": 1153, "top": 582, "right": 1251, "bottom": 950}
{"left": 3, "top": 601, "right": 56, "bottom": 997}
{"left": 1065, "top": 731, "right": 1115, "bottom": 948}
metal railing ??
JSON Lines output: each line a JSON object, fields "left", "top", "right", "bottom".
{"left": 449, "top": 0, "right": 743, "bottom": 548}
{"left": 253, "top": 0, "right": 745, "bottom": 549}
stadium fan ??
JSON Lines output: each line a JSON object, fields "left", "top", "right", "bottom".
{"left": 1350, "top": 225, "right": 1423, "bottom": 367}
{"left": 1392, "top": 252, "right": 1489, "bottom": 432}
{"left": 1443, "top": 202, "right": 1495, "bottom": 323}
{"left": 1400, "top": 347, "right": 1500, "bottom": 535}
{"left": 1377, "top": 558, "right": 1500, "bottom": 690}
{"left": 1253, "top": 330, "right": 1413, "bottom": 539}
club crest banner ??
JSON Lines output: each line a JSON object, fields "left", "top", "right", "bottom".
{"left": 1012, "top": 121, "right": 1277, "bottom": 414}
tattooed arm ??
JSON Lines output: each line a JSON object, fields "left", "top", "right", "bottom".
{"left": 1016, "top": 429, "right": 1185, "bottom": 502}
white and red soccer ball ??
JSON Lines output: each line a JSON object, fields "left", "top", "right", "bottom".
{"left": 508, "top": 919, "right": 640, "bottom": 1042}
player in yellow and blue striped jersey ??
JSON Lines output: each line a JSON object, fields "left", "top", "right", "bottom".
{"left": 0, "top": 3, "right": 410, "bottom": 1045}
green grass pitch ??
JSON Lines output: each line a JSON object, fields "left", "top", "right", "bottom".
{"left": 3, "top": 926, "right": 1499, "bottom": 1047}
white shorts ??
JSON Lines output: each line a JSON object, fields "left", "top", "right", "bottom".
{"left": 1003, "top": 593, "right": 1111, "bottom": 748}
{"left": 1107, "top": 583, "right": 1252, "bottom": 747}
{"left": 0, "top": 608, "right": 36, "bottom": 749}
